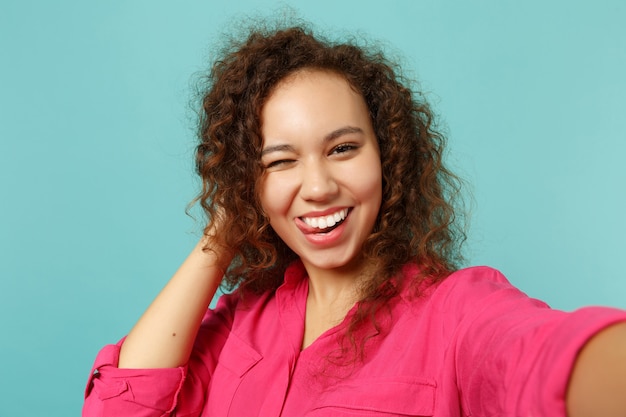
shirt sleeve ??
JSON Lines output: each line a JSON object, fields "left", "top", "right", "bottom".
{"left": 82, "top": 293, "right": 239, "bottom": 417}
{"left": 443, "top": 267, "right": 626, "bottom": 417}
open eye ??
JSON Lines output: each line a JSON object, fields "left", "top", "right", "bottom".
{"left": 330, "top": 143, "right": 359, "bottom": 155}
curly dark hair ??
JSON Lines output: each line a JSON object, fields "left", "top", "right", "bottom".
{"left": 194, "top": 24, "right": 466, "bottom": 351}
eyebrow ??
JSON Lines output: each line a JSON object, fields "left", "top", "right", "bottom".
{"left": 261, "top": 126, "right": 364, "bottom": 157}
{"left": 325, "top": 126, "right": 363, "bottom": 141}
{"left": 260, "top": 143, "right": 294, "bottom": 157}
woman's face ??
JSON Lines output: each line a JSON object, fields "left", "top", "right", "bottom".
{"left": 259, "top": 70, "right": 382, "bottom": 278}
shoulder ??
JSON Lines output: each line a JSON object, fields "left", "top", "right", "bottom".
{"left": 400, "top": 264, "right": 523, "bottom": 300}
{"left": 435, "top": 266, "right": 550, "bottom": 315}
{"left": 397, "top": 264, "right": 550, "bottom": 322}
{"left": 433, "top": 265, "right": 528, "bottom": 299}
{"left": 446, "top": 265, "right": 511, "bottom": 284}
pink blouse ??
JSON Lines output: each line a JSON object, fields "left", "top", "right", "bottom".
{"left": 83, "top": 263, "right": 626, "bottom": 416}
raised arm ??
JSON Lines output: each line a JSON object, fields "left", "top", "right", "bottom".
{"left": 566, "top": 321, "right": 626, "bottom": 417}
{"left": 118, "top": 231, "right": 232, "bottom": 369}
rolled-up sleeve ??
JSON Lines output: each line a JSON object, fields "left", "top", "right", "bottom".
{"left": 83, "top": 342, "right": 188, "bottom": 417}
{"left": 83, "top": 293, "right": 238, "bottom": 417}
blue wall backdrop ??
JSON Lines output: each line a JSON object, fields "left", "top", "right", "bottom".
{"left": 1, "top": 1, "right": 625, "bottom": 415}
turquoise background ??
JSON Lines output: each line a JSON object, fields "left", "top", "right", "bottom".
{"left": 1, "top": 1, "right": 625, "bottom": 415}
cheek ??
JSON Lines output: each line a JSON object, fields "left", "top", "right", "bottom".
{"left": 259, "top": 176, "right": 293, "bottom": 221}
{"left": 354, "top": 159, "right": 383, "bottom": 203}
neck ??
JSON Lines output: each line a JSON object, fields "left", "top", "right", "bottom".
{"left": 301, "top": 261, "right": 371, "bottom": 350}
{"left": 302, "top": 257, "right": 372, "bottom": 308}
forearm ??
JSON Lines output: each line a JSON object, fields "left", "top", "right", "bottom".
{"left": 566, "top": 321, "right": 626, "bottom": 417}
{"left": 118, "top": 237, "right": 230, "bottom": 369}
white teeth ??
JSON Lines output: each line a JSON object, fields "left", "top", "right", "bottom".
{"left": 326, "top": 215, "right": 336, "bottom": 227}
{"left": 302, "top": 209, "right": 348, "bottom": 229}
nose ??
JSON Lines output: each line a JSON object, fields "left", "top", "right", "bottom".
{"left": 299, "top": 159, "right": 339, "bottom": 202}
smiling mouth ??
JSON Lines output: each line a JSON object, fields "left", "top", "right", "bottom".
{"left": 300, "top": 208, "right": 349, "bottom": 233}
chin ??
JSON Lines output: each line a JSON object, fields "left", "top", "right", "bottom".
{"left": 300, "top": 250, "right": 364, "bottom": 274}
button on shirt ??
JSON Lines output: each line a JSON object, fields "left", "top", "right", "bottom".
{"left": 83, "top": 262, "right": 626, "bottom": 417}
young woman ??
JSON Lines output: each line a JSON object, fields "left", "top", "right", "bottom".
{"left": 83, "top": 26, "right": 626, "bottom": 417}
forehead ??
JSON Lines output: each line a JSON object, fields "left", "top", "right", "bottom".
{"left": 270, "top": 68, "right": 355, "bottom": 93}
{"left": 260, "top": 69, "right": 371, "bottom": 142}
{"left": 264, "top": 69, "right": 366, "bottom": 113}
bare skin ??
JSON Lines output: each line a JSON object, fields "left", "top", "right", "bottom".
{"left": 302, "top": 272, "right": 362, "bottom": 349}
{"left": 566, "top": 321, "right": 626, "bottom": 416}
{"left": 118, "top": 232, "right": 232, "bottom": 369}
